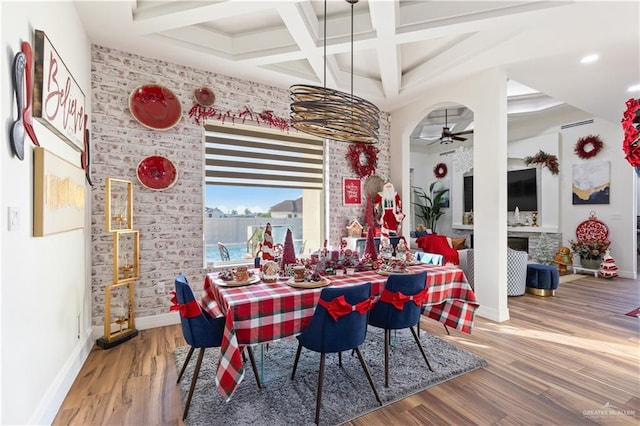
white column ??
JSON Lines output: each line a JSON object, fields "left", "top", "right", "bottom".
{"left": 471, "top": 69, "right": 510, "bottom": 322}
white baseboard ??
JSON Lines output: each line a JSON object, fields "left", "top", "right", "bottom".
{"left": 29, "top": 328, "right": 94, "bottom": 425}
{"left": 91, "top": 312, "right": 180, "bottom": 340}
{"left": 475, "top": 304, "right": 510, "bottom": 322}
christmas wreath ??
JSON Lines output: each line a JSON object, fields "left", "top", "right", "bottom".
{"left": 433, "top": 162, "right": 447, "bottom": 178}
{"left": 574, "top": 134, "right": 604, "bottom": 159}
{"left": 621, "top": 97, "right": 640, "bottom": 168}
{"left": 524, "top": 150, "right": 559, "bottom": 175}
{"left": 346, "top": 143, "right": 379, "bottom": 179}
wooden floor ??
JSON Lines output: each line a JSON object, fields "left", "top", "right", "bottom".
{"left": 54, "top": 275, "right": 640, "bottom": 425}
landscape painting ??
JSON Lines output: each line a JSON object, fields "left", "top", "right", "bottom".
{"left": 572, "top": 161, "right": 610, "bottom": 205}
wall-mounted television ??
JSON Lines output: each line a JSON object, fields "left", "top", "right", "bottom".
{"left": 463, "top": 168, "right": 538, "bottom": 212}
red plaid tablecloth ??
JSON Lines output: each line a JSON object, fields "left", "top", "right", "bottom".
{"left": 202, "top": 264, "right": 478, "bottom": 400}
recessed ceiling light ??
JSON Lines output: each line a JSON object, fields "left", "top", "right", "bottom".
{"left": 580, "top": 54, "right": 599, "bottom": 64}
{"left": 628, "top": 84, "right": 640, "bottom": 92}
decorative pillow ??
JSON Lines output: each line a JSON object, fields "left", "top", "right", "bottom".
{"left": 451, "top": 237, "right": 467, "bottom": 250}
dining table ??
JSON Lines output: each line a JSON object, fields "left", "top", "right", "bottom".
{"left": 200, "top": 263, "right": 478, "bottom": 401}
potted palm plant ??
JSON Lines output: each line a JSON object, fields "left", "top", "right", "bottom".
{"left": 412, "top": 182, "right": 449, "bottom": 234}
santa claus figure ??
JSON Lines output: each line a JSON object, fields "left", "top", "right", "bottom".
{"left": 375, "top": 182, "right": 405, "bottom": 237}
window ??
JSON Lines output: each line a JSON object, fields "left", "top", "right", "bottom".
{"left": 204, "top": 123, "right": 325, "bottom": 265}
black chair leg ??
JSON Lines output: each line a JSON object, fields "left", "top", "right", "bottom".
{"left": 410, "top": 326, "right": 434, "bottom": 372}
{"left": 315, "top": 352, "right": 326, "bottom": 425}
{"left": 177, "top": 346, "right": 195, "bottom": 383}
{"left": 291, "top": 341, "right": 303, "bottom": 379}
{"left": 384, "top": 329, "right": 390, "bottom": 387}
{"left": 354, "top": 347, "right": 382, "bottom": 406}
{"left": 245, "top": 346, "right": 262, "bottom": 389}
{"left": 338, "top": 351, "right": 342, "bottom": 367}
{"left": 183, "top": 347, "right": 205, "bottom": 420}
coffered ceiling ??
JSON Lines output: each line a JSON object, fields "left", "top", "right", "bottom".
{"left": 75, "top": 1, "right": 639, "bottom": 136}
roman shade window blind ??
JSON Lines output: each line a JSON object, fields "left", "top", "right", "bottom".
{"left": 204, "top": 123, "right": 324, "bottom": 190}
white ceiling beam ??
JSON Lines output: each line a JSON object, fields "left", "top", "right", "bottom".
{"left": 131, "top": 1, "right": 283, "bottom": 35}
{"left": 402, "top": 27, "right": 522, "bottom": 92}
{"left": 276, "top": 2, "right": 338, "bottom": 89}
{"left": 369, "top": 0, "right": 400, "bottom": 99}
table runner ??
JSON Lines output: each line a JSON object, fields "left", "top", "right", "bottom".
{"left": 202, "top": 263, "right": 478, "bottom": 400}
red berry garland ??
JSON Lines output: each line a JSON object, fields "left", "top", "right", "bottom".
{"left": 574, "top": 135, "right": 604, "bottom": 159}
{"left": 346, "top": 144, "right": 379, "bottom": 179}
{"left": 433, "top": 163, "right": 447, "bottom": 178}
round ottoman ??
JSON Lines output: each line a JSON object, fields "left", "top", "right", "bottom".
{"left": 526, "top": 264, "right": 560, "bottom": 296}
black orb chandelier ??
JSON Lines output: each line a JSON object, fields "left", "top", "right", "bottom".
{"left": 289, "top": 0, "right": 380, "bottom": 144}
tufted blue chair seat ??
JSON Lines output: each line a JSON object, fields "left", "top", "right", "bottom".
{"left": 526, "top": 263, "right": 560, "bottom": 296}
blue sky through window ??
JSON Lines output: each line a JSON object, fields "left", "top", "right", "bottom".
{"left": 206, "top": 185, "right": 302, "bottom": 214}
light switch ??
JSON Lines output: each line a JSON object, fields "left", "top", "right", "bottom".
{"left": 8, "top": 207, "right": 19, "bottom": 231}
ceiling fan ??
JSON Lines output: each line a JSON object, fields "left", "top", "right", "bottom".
{"left": 438, "top": 109, "right": 473, "bottom": 144}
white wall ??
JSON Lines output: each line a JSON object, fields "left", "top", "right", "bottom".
{"left": 1, "top": 2, "right": 93, "bottom": 424}
{"left": 558, "top": 119, "right": 636, "bottom": 278}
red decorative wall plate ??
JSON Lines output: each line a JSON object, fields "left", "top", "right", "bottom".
{"left": 129, "top": 84, "right": 182, "bottom": 130}
{"left": 136, "top": 156, "right": 178, "bottom": 191}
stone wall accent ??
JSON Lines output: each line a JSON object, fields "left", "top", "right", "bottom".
{"left": 90, "top": 45, "right": 390, "bottom": 325}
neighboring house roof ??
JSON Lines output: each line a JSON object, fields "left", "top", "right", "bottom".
{"left": 205, "top": 207, "right": 225, "bottom": 217}
{"left": 270, "top": 197, "right": 303, "bottom": 213}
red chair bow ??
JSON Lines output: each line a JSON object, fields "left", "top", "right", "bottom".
{"left": 380, "top": 287, "right": 428, "bottom": 310}
{"left": 169, "top": 291, "right": 202, "bottom": 318}
{"left": 318, "top": 295, "right": 377, "bottom": 321}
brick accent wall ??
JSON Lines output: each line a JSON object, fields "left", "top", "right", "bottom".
{"left": 90, "top": 45, "right": 390, "bottom": 325}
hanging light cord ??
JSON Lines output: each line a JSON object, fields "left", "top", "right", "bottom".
{"left": 323, "top": 0, "right": 327, "bottom": 89}
{"left": 350, "top": 0, "right": 354, "bottom": 103}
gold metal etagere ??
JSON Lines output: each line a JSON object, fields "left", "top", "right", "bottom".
{"left": 97, "top": 178, "right": 139, "bottom": 349}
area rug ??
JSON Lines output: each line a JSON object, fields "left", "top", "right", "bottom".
{"left": 560, "top": 273, "right": 584, "bottom": 284}
{"left": 625, "top": 307, "right": 640, "bottom": 318}
{"left": 174, "top": 326, "right": 487, "bottom": 426}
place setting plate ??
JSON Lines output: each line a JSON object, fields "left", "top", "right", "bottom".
{"left": 213, "top": 275, "right": 261, "bottom": 287}
{"left": 286, "top": 277, "right": 331, "bottom": 289}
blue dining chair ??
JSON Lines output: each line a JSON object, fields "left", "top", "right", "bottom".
{"left": 172, "top": 274, "right": 261, "bottom": 420}
{"left": 368, "top": 271, "right": 433, "bottom": 387}
{"left": 291, "top": 282, "right": 381, "bottom": 425}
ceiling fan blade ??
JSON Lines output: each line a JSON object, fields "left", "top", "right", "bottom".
{"left": 452, "top": 135, "right": 467, "bottom": 141}
{"left": 452, "top": 129, "right": 474, "bottom": 136}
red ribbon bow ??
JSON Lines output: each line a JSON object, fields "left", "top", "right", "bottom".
{"left": 169, "top": 291, "right": 202, "bottom": 318}
{"left": 318, "top": 295, "right": 376, "bottom": 321}
{"left": 379, "top": 287, "right": 428, "bottom": 310}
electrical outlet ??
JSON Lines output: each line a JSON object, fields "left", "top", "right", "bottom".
{"left": 8, "top": 207, "right": 19, "bottom": 231}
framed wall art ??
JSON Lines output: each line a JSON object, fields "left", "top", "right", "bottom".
{"left": 33, "top": 147, "right": 86, "bottom": 236}
{"left": 343, "top": 177, "right": 362, "bottom": 205}
{"left": 572, "top": 161, "right": 610, "bottom": 205}
{"left": 33, "top": 29, "right": 86, "bottom": 151}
